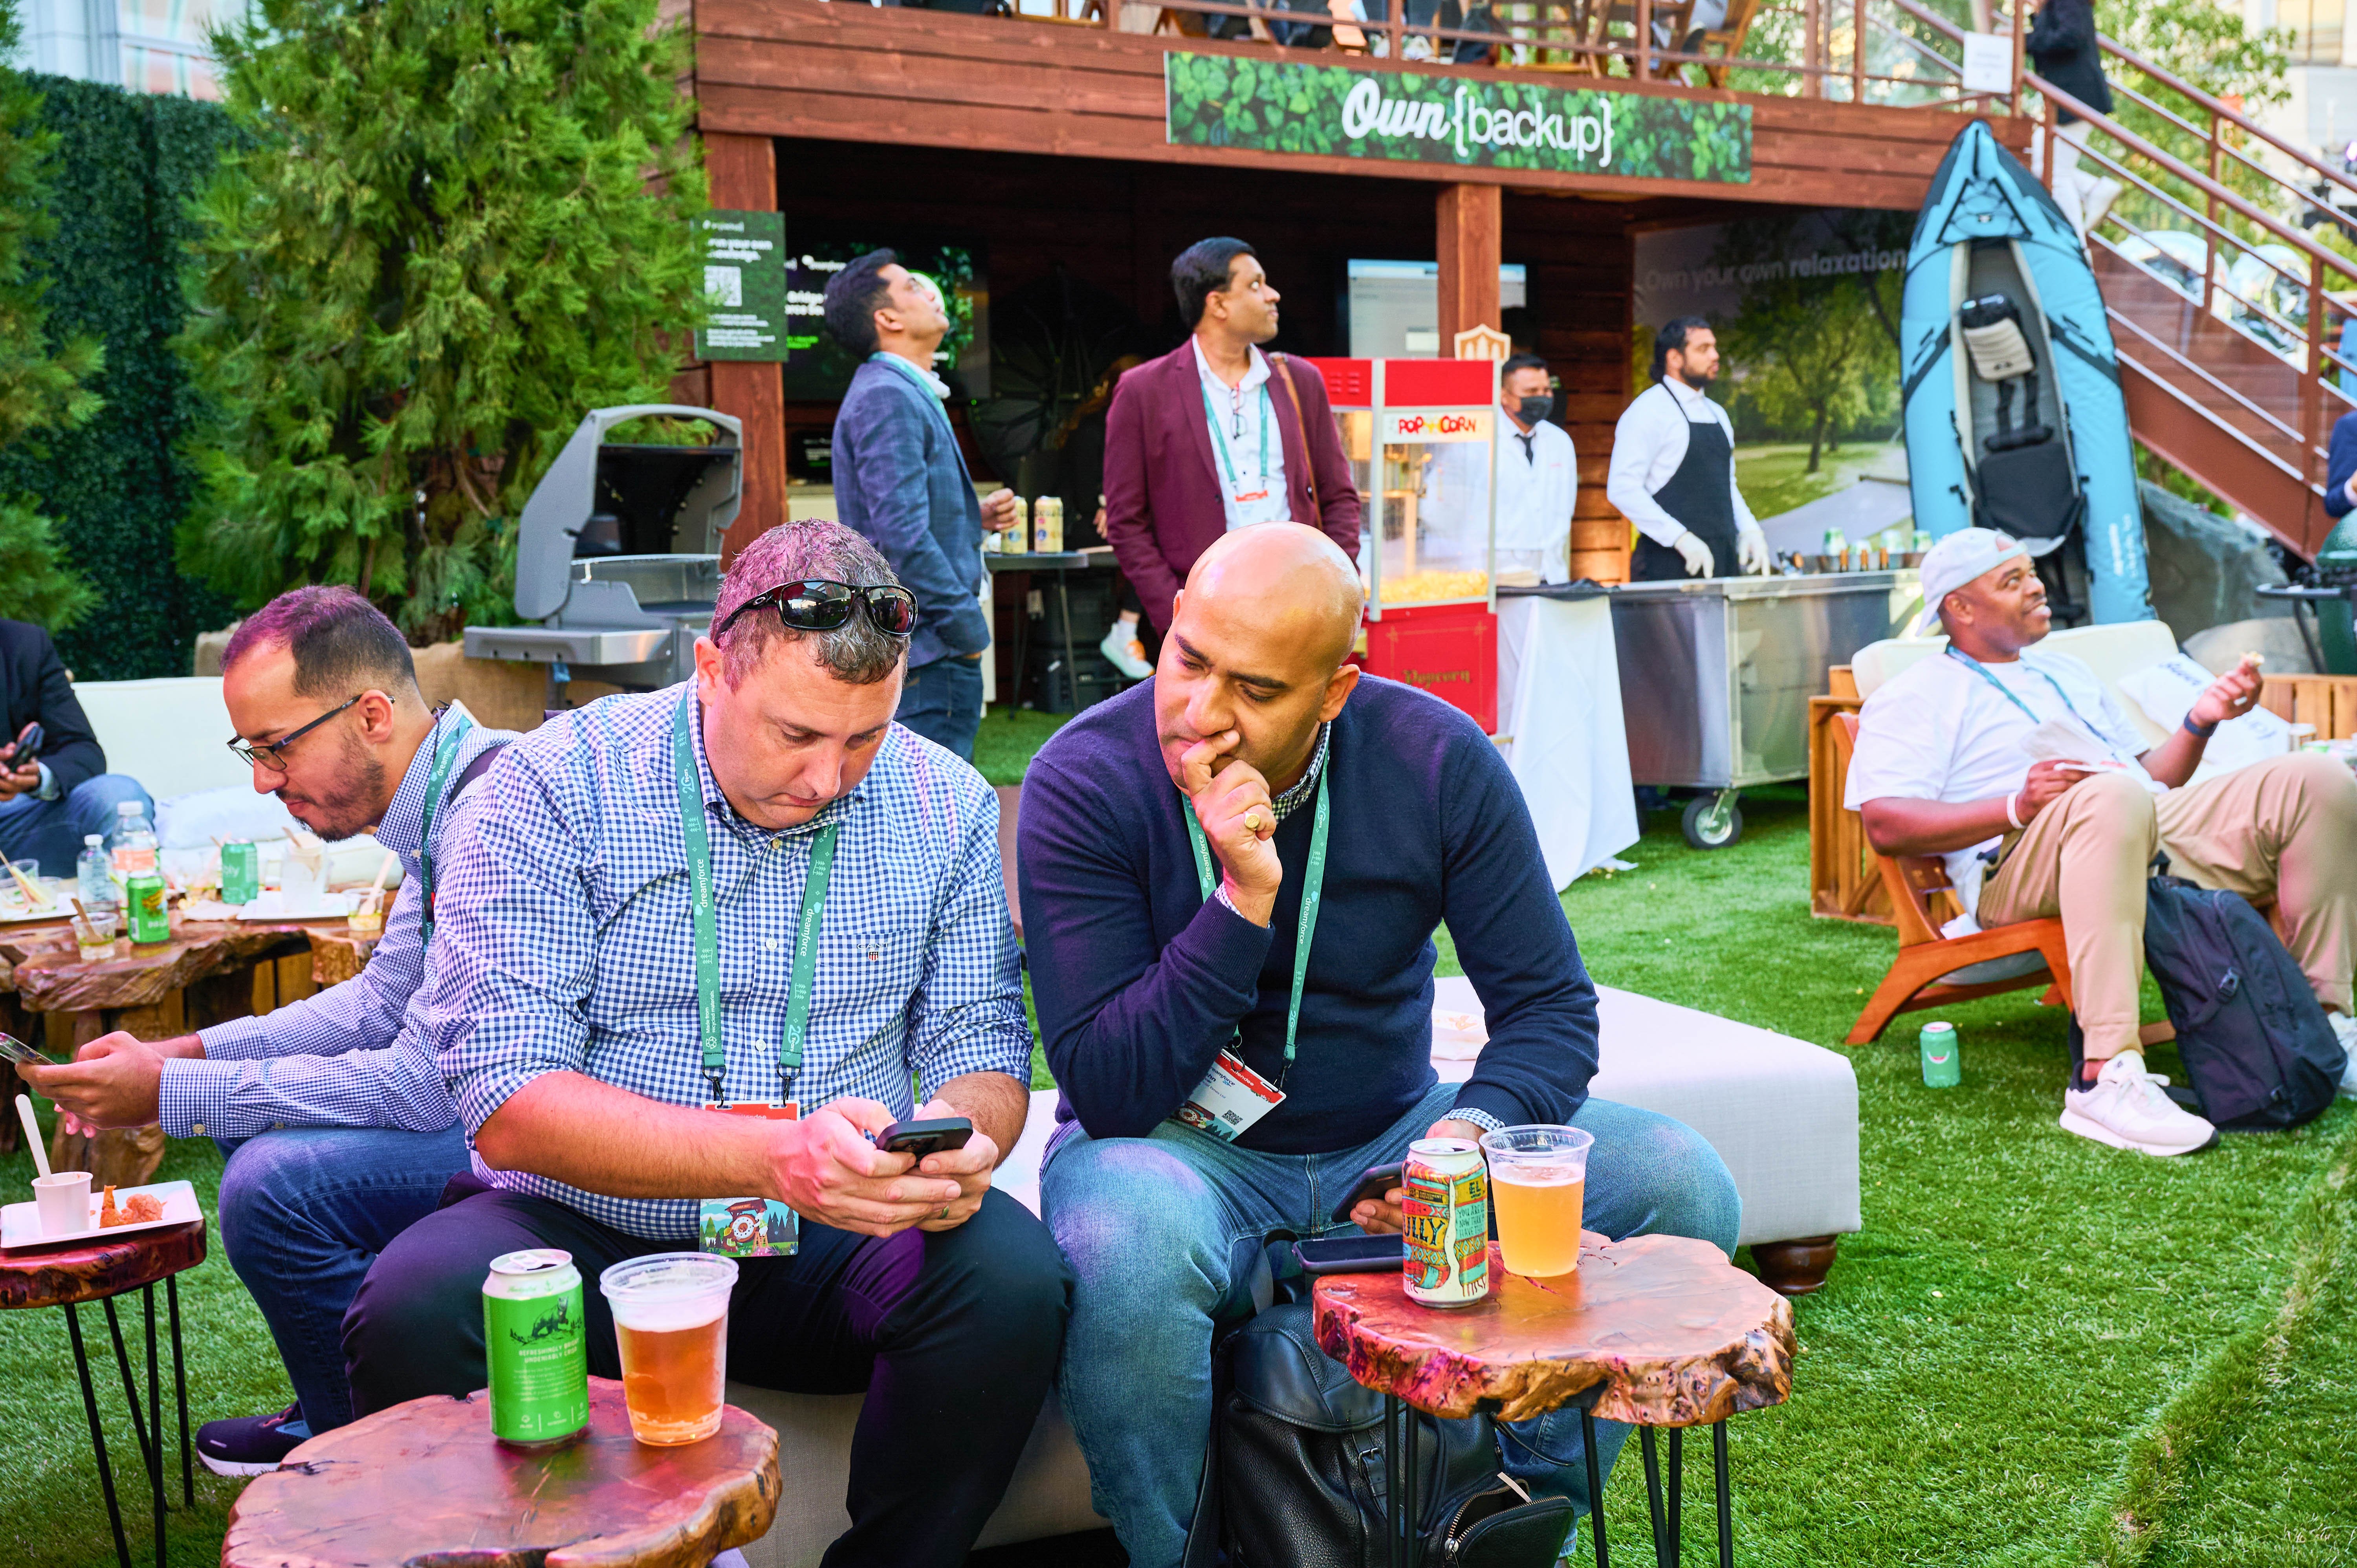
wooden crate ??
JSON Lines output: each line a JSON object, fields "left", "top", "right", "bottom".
{"left": 1811, "top": 670, "right": 2357, "bottom": 926}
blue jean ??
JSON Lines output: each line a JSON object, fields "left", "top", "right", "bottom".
{"left": 896, "top": 654, "right": 984, "bottom": 761}
{"left": 0, "top": 773, "right": 151, "bottom": 877}
{"left": 214, "top": 1123, "right": 471, "bottom": 1433}
{"left": 1041, "top": 1083, "right": 1741, "bottom": 1568}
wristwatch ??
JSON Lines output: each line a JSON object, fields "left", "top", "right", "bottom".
{"left": 2182, "top": 714, "right": 2218, "bottom": 739}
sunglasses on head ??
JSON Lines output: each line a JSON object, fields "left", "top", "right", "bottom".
{"left": 714, "top": 579, "right": 919, "bottom": 641}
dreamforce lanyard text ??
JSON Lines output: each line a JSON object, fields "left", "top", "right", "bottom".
{"left": 672, "top": 691, "right": 836, "bottom": 1108}
{"left": 413, "top": 713, "right": 473, "bottom": 946}
{"left": 1180, "top": 767, "right": 1330, "bottom": 1086}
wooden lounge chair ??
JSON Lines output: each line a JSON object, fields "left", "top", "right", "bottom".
{"left": 1690, "top": 0, "right": 1759, "bottom": 87}
{"left": 1831, "top": 713, "right": 2075, "bottom": 1046}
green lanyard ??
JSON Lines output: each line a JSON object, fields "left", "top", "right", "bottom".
{"left": 413, "top": 713, "right": 473, "bottom": 947}
{"left": 1181, "top": 766, "right": 1329, "bottom": 1086}
{"left": 671, "top": 692, "right": 837, "bottom": 1106}
{"left": 1945, "top": 647, "right": 2096, "bottom": 726}
{"left": 1200, "top": 377, "right": 1272, "bottom": 492}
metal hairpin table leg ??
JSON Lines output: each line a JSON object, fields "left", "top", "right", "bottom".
{"left": 1580, "top": 1406, "right": 1611, "bottom": 1568}
{"left": 101, "top": 1296, "right": 155, "bottom": 1482}
{"left": 1385, "top": 1392, "right": 1424, "bottom": 1568}
{"left": 145, "top": 1286, "right": 165, "bottom": 1568}
{"left": 1384, "top": 1393, "right": 1400, "bottom": 1568}
{"left": 63, "top": 1304, "right": 132, "bottom": 1568}
{"left": 1712, "top": 1421, "right": 1733, "bottom": 1568}
{"left": 168, "top": 1275, "right": 191, "bottom": 1505}
{"left": 1669, "top": 1428, "right": 1683, "bottom": 1553}
{"left": 1640, "top": 1428, "right": 1674, "bottom": 1567}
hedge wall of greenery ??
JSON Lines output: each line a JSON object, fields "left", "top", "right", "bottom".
{"left": 0, "top": 77, "right": 236, "bottom": 681}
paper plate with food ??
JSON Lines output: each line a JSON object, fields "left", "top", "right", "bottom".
{"left": 0, "top": 1178, "right": 201, "bottom": 1251}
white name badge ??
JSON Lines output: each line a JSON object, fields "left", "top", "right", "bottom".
{"left": 1173, "top": 1049, "right": 1286, "bottom": 1142}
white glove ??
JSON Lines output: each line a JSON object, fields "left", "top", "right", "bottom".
{"left": 1672, "top": 529, "right": 1715, "bottom": 577}
{"left": 1737, "top": 526, "right": 1769, "bottom": 575}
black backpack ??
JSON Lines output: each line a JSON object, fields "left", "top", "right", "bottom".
{"left": 1184, "top": 1236, "right": 1571, "bottom": 1568}
{"left": 2141, "top": 867, "right": 2345, "bottom": 1130}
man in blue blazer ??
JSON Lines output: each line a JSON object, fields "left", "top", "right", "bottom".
{"left": 2326, "top": 405, "right": 2357, "bottom": 522}
{"left": 824, "top": 250, "right": 1019, "bottom": 759}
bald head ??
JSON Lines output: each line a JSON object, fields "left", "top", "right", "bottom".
{"left": 1155, "top": 523, "right": 1366, "bottom": 795}
{"left": 1183, "top": 524, "right": 1365, "bottom": 671}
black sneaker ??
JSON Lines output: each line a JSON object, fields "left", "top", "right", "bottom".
{"left": 196, "top": 1403, "right": 309, "bottom": 1476}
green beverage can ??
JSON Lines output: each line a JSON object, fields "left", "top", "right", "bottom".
{"left": 483, "top": 1248, "right": 589, "bottom": 1449}
{"left": 124, "top": 874, "right": 170, "bottom": 944}
{"left": 220, "top": 841, "right": 260, "bottom": 905}
{"left": 1920, "top": 1021, "right": 1961, "bottom": 1088}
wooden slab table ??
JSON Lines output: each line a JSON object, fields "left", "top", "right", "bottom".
{"left": 1315, "top": 1233, "right": 1795, "bottom": 1567}
{"left": 224, "top": 1377, "right": 781, "bottom": 1568}
{"left": 0, "top": 917, "right": 383, "bottom": 1180}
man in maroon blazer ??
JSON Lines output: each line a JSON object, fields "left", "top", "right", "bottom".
{"left": 1103, "top": 238, "right": 1362, "bottom": 633}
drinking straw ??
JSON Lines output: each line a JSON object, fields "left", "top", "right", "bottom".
{"left": 5, "top": 858, "right": 53, "bottom": 910}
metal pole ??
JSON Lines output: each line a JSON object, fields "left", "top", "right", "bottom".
{"left": 1851, "top": 0, "right": 1867, "bottom": 103}
{"left": 65, "top": 1305, "right": 134, "bottom": 1568}
{"left": 1669, "top": 1427, "right": 1683, "bottom": 1553}
{"left": 1404, "top": 1398, "right": 1420, "bottom": 1568}
{"left": 145, "top": 1287, "right": 163, "bottom": 1568}
{"left": 1712, "top": 1421, "right": 1733, "bottom": 1568}
{"left": 168, "top": 1277, "right": 191, "bottom": 1506}
{"left": 101, "top": 1296, "right": 152, "bottom": 1473}
{"left": 1386, "top": 1394, "right": 1402, "bottom": 1568}
{"left": 1640, "top": 1428, "right": 1672, "bottom": 1567}
{"left": 1582, "top": 1406, "right": 1611, "bottom": 1567}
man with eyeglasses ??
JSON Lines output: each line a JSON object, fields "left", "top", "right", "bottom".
{"left": 341, "top": 520, "right": 1068, "bottom": 1568}
{"left": 23, "top": 585, "right": 518, "bottom": 1473}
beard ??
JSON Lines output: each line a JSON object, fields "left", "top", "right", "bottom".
{"left": 282, "top": 729, "right": 388, "bottom": 841}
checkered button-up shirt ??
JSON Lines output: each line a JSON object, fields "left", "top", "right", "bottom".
{"left": 431, "top": 683, "right": 1030, "bottom": 1241}
{"left": 160, "top": 706, "right": 513, "bottom": 1141}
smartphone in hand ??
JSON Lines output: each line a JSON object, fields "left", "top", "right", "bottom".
{"left": 1, "top": 721, "right": 42, "bottom": 768}
{"left": 1329, "top": 1160, "right": 1406, "bottom": 1226}
{"left": 875, "top": 1116, "right": 973, "bottom": 1161}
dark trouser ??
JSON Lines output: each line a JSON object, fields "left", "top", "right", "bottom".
{"left": 0, "top": 772, "right": 151, "bottom": 876}
{"left": 343, "top": 1185, "right": 1072, "bottom": 1568}
{"left": 896, "top": 653, "right": 985, "bottom": 760}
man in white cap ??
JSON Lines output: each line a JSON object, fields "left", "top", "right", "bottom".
{"left": 1844, "top": 528, "right": 2357, "bottom": 1154}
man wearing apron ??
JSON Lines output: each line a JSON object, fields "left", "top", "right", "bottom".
{"left": 1605, "top": 317, "right": 1769, "bottom": 581}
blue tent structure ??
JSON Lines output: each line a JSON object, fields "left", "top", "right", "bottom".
{"left": 1901, "top": 120, "right": 2152, "bottom": 623}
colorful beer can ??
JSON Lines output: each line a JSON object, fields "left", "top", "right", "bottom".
{"left": 220, "top": 841, "right": 260, "bottom": 905}
{"left": 124, "top": 874, "right": 170, "bottom": 944}
{"left": 484, "top": 1248, "right": 589, "bottom": 1448}
{"left": 1033, "top": 495, "right": 1063, "bottom": 553}
{"left": 1920, "top": 1021, "right": 1961, "bottom": 1088}
{"left": 1402, "top": 1137, "right": 1491, "bottom": 1308}
{"left": 1001, "top": 495, "right": 1030, "bottom": 554}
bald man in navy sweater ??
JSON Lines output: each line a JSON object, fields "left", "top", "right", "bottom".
{"left": 1019, "top": 524, "right": 1740, "bottom": 1568}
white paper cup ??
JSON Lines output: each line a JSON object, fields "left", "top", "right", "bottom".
{"left": 34, "top": 1170, "right": 92, "bottom": 1236}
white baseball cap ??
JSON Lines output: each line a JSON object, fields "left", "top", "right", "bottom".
{"left": 1920, "top": 527, "right": 2028, "bottom": 625}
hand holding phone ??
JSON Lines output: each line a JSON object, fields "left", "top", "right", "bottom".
{"left": 1330, "top": 1160, "right": 1406, "bottom": 1229}
{"left": 874, "top": 1115, "right": 974, "bottom": 1161}
{"left": 0, "top": 721, "right": 42, "bottom": 766}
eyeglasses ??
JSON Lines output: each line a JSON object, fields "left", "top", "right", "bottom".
{"left": 226, "top": 694, "right": 362, "bottom": 770}
{"left": 714, "top": 579, "right": 919, "bottom": 641}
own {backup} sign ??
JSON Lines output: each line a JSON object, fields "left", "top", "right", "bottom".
{"left": 1164, "top": 53, "right": 1751, "bottom": 183}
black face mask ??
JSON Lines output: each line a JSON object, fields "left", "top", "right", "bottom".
{"left": 1514, "top": 394, "right": 1554, "bottom": 425}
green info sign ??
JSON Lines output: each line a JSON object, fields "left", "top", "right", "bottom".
{"left": 1164, "top": 53, "right": 1751, "bottom": 184}
{"left": 695, "top": 210, "right": 788, "bottom": 361}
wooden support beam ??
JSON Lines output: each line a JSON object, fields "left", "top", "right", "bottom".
{"left": 1435, "top": 184, "right": 1501, "bottom": 351}
{"left": 704, "top": 131, "right": 788, "bottom": 567}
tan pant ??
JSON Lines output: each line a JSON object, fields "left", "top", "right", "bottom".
{"left": 1977, "top": 753, "right": 2357, "bottom": 1057}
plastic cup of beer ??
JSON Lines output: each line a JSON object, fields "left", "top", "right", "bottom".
{"left": 1478, "top": 1125, "right": 1594, "bottom": 1279}
{"left": 598, "top": 1253, "right": 738, "bottom": 1445}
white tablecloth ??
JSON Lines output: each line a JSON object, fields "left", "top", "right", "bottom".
{"left": 1495, "top": 595, "right": 1639, "bottom": 889}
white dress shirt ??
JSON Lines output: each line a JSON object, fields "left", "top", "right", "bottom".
{"left": 1604, "top": 377, "right": 1758, "bottom": 548}
{"left": 1192, "top": 338, "right": 1292, "bottom": 531}
{"left": 1496, "top": 413, "right": 1577, "bottom": 583}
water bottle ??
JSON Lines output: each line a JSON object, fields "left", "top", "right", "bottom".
{"left": 107, "top": 799, "right": 158, "bottom": 894}
{"left": 76, "top": 834, "right": 115, "bottom": 914}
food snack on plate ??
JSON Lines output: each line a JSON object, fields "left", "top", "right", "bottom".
{"left": 97, "top": 1185, "right": 161, "bottom": 1226}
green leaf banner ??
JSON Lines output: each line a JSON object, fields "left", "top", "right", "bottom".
{"left": 1164, "top": 53, "right": 1751, "bottom": 183}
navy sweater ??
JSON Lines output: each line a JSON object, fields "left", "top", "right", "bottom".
{"left": 1018, "top": 675, "right": 1600, "bottom": 1155}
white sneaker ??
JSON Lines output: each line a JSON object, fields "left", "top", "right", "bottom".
{"left": 2060, "top": 1050, "right": 2219, "bottom": 1156}
{"left": 1100, "top": 622, "right": 1152, "bottom": 680}
{"left": 2330, "top": 1012, "right": 2357, "bottom": 1098}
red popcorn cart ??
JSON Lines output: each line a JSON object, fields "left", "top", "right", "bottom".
{"left": 1306, "top": 356, "right": 1500, "bottom": 732}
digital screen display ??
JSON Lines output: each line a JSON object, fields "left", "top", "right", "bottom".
{"left": 782, "top": 237, "right": 990, "bottom": 400}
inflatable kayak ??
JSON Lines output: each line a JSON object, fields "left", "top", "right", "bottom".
{"left": 1901, "top": 120, "right": 2152, "bottom": 624}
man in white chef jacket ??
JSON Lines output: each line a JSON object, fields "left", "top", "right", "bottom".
{"left": 1605, "top": 318, "right": 1769, "bottom": 580}
{"left": 1494, "top": 353, "right": 1576, "bottom": 584}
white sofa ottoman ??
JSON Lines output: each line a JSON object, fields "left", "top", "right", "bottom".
{"left": 733, "top": 981, "right": 1862, "bottom": 1565}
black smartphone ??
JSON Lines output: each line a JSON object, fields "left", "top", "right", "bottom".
{"left": 876, "top": 1116, "right": 973, "bottom": 1160}
{"left": 1329, "top": 1160, "right": 1406, "bottom": 1226}
{"left": 1292, "top": 1234, "right": 1405, "bottom": 1275}
{"left": 2, "top": 721, "right": 42, "bottom": 766}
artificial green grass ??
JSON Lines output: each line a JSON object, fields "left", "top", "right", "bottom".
{"left": 5, "top": 788, "right": 2350, "bottom": 1566}
{"left": 972, "top": 705, "right": 1069, "bottom": 787}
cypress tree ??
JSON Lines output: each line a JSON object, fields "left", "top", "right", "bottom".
{"left": 0, "top": 0, "right": 102, "bottom": 630}
{"left": 178, "top": 0, "right": 706, "bottom": 642}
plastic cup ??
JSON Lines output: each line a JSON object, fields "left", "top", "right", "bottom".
{"left": 34, "top": 1170, "right": 92, "bottom": 1236}
{"left": 598, "top": 1253, "right": 737, "bottom": 1445}
{"left": 77, "top": 910, "right": 118, "bottom": 963}
{"left": 1478, "top": 1126, "right": 1594, "bottom": 1279}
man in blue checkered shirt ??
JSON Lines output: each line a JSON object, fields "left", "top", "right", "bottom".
{"left": 344, "top": 520, "right": 1068, "bottom": 1568}
{"left": 25, "top": 586, "right": 517, "bottom": 1473}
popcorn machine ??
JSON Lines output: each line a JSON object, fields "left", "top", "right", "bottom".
{"left": 1306, "top": 356, "right": 1500, "bottom": 731}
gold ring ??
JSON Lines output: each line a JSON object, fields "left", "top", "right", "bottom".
{"left": 936, "top": 1206, "right": 951, "bottom": 1221}
{"left": 1244, "top": 810, "right": 1265, "bottom": 833}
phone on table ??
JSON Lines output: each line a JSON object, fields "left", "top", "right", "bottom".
{"left": 1292, "top": 1234, "right": 1405, "bottom": 1275}
{"left": 1329, "top": 1160, "right": 1406, "bottom": 1227}
{"left": 874, "top": 1116, "right": 973, "bottom": 1160}
{"left": 1, "top": 722, "right": 42, "bottom": 768}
